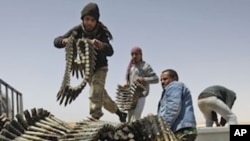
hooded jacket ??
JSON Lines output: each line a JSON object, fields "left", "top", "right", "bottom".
{"left": 54, "top": 3, "right": 113, "bottom": 71}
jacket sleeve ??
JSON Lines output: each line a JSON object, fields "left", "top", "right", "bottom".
{"left": 143, "top": 64, "right": 159, "bottom": 84}
{"left": 54, "top": 26, "right": 78, "bottom": 48}
{"left": 159, "top": 84, "right": 182, "bottom": 128}
{"left": 220, "top": 92, "right": 236, "bottom": 126}
{"left": 225, "top": 92, "right": 236, "bottom": 109}
{"left": 102, "top": 42, "right": 114, "bottom": 56}
{"left": 97, "top": 32, "right": 113, "bottom": 56}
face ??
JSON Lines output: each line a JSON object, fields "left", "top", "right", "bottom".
{"left": 131, "top": 52, "right": 142, "bottom": 63}
{"left": 82, "top": 15, "right": 97, "bottom": 32}
{"left": 160, "top": 71, "right": 175, "bottom": 89}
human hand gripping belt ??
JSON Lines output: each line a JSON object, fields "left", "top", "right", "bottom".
{"left": 56, "top": 31, "right": 97, "bottom": 106}
{"left": 115, "top": 81, "right": 146, "bottom": 111}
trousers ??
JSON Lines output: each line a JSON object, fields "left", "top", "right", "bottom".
{"left": 198, "top": 96, "right": 237, "bottom": 126}
{"left": 89, "top": 66, "right": 118, "bottom": 119}
{"left": 127, "top": 96, "right": 146, "bottom": 122}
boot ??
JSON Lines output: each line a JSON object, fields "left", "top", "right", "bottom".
{"left": 116, "top": 109, "right": 127, "bottom": 122}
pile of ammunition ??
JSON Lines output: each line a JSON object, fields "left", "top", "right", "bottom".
{"left": 0, "top": 108, "right": 179, "bottom": 141}
{"left": 0, "top": 108, "right": 71, "bottom": 141}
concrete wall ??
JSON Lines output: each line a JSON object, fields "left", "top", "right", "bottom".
{"left": 196, "top": 127, "right": 229, "bottom": 141}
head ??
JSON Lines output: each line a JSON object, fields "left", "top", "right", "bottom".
{"left": 81, "top": 2, "right": 100, "bottom": 32}
{"left": 131, "top": 47, "right": 143, "bottom": 63}
{"left": 160, "top": 69, "right": 179, "bottom": 89}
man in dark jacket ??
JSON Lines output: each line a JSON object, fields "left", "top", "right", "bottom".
{"left": 54, "top": 2, "right": 126, "bottom": 122}
{"left": 198, "top": 85, "right": 237, "bottom": 127}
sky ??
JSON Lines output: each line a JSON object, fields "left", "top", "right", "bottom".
{"left": 0, "top": 0, "right": 250, "bottom": 124}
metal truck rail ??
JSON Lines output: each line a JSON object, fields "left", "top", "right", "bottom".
{"left": 0, "top": 79, "right": 23, "bottom": 119}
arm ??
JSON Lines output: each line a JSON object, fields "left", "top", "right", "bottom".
{"left": 218, "top": 91, "right": 236, "bottom": 126}
{"left": 54, "top": 25, "right": 79, "bottom": 48}
{"left": 143, "top": 64, "right": 159, "bottom": 84}
{"left": 97, "top": 34, "right": 113, "bottom": 56}
{"left": 101, "top": 42, "right": 114, "bottom": 56}
{"left": 224, "top": 90, "right": 236, "bottom": 109}
{"left": 159, "top": 84, "right": 182, "bottom": 128}
{"left": 211, "top": 111, "right": 220, "bottom": 126}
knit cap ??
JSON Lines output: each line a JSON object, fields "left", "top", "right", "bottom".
{"left": 81, "top": 2, "right": 100, "bottom": 21}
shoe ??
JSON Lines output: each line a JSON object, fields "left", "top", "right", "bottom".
{"left": 119, "top": 112, "right": 127, "bottom": 122}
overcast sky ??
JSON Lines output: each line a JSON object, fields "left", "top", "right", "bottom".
{"left": 1, "top": 0, "right": 250, "bottom": 123}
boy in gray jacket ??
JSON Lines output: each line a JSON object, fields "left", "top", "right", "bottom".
{"left": 125, "top": 47, "right": 159, "bottom": 122}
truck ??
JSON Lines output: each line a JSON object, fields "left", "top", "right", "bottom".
{"left": 0, "top": 78, "right": 231, "bottom": 141}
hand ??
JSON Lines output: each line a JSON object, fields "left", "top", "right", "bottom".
{"left": 90, "top": 39, "right": 105, "bottom": 50}
{"left": 136, "top": 77, "right": 145, "bottom": 84}
{"left": 123, "top": 83, "right": 129, "bottom": 88}
{"left": 62, "top": 38, "right": 69, "bottom": 45}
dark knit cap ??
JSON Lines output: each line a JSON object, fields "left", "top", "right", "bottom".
{"left": 81, "top": 2, "right": 100, "bottom": 21}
